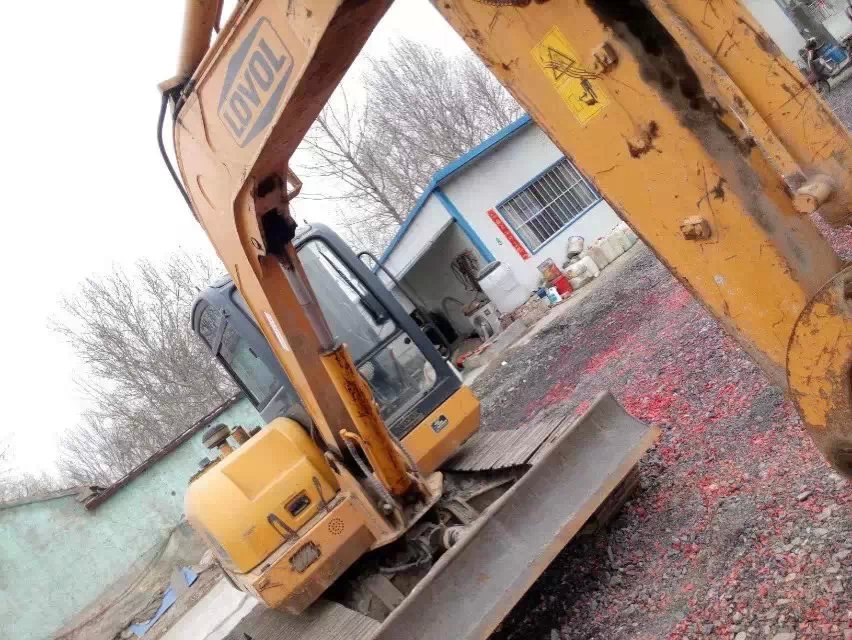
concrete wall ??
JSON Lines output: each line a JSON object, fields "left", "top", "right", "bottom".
{"left": 824, "top": 8, "right": 852, "bottom": 40}
{"left": 442, "top": 124, "right": 623, "bottom": 293}
{"left": 743, "top": 0, "right": 806, "bottom": 60}
{"left": 0, "top": 397, "right": 263, "bottom": 640}
{"left": 382, "top": 196, "right": 452, "bottom": 283}
{"left": 401, "top": 224, "right": 481, "bottom": 335}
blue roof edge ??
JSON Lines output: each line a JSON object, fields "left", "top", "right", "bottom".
{"left": 378, "top": 113, "right": 532, "bottom": 265}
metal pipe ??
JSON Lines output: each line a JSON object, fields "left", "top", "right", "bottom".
{"left": 175, "top": 0, "right": 223, "bottom": 84}
{"left": 321, "top": 345, "right": 413, "bottom": 497}
{"left": 279, "top": 244, "right": 336, "bottom": 351}
{"left": 286, "top": 169, "right": 304, "bottom": 201}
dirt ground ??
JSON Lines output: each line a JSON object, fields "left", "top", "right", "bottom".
{"left": 827, "top": 68, "right": 852, "bottom": 126}
{"left": 475, "top": 88, "right": 852, "bottom": 640}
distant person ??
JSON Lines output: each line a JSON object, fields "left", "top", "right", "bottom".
{"left": 805, "top": 38, "right": 832, "bottom": 81}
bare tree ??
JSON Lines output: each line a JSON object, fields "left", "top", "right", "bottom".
{"left": 303, "top": 92, "right": 406, "bottom": 223}
{"left": 53, "top": 252, "right": 236, "bottom": 486}
{"left": 299, "top": 38, "right": 523, "bottom": 252}
{"left": 300, "top": 92, "right": 408, "bottom": 252}
{"left": 364, "top": 39, "right": 523, "bottom": 169}
{"left": 0, "top": 439, "right": 63, "bottom": 502}
{"left": 1, "top": 471, "right": 63, "bottom": 502}
{"left": 0, "top": 440, "right": 12, "bottom": 500}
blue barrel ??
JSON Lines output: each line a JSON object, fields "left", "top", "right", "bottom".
{"left": 823, "top": 45, "right": 848, "bottom": 65}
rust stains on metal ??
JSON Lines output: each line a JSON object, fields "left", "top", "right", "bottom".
{"left": 713, "top": 28, "right": 741, "bottom": 60}
{"left": 627, "top": 121, "right": 661, "bottom": 158}
{"left": 474, "top": 0, "right": 530, "bottom": 5}
{"left": 592, "top": 42, "right": 619, "bottom": 73}
{"left": 584, "top": 0, "right": 838, "bottom": 291}
{"left": 710, "top": 177, "right": 727, "bottom": 201}
{"left": 587, "top": 1, "right": 786, "bottom": 242}
{"left": 680, "top": 216, "right": 712, "bottom": 240}
{"left": 735, "top": 17, "right": 782, "bottom": 57}
{"left": 787, "top": 268, "right": 852, "bottom": 476}
{"left": 585, "top": 0, "right": 712, "bottom": 113}
{"left": 732, "top": 94, "right": 748, "bottom": 115}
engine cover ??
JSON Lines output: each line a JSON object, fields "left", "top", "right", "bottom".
{"left": 186, "top": 417, "right": 338, "bottom": 573}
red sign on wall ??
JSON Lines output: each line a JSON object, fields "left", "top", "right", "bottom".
{"left": 487, "top": 209, "right": 530, "bottom": 260}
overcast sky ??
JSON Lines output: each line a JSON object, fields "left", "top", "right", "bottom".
{"left": 0, "top": 1, "right": 470, "bottom": 475}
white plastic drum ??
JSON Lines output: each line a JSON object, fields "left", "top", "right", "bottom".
{"left": 477, "top": 262, "right": 530, "bottom": 315}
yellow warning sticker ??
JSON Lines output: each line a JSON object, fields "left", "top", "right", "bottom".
{"left": 532, "top": 27, "right": 609, "bottom": 125}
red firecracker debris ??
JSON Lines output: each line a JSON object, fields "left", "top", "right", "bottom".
{"left": 476, "top": 240, "right": 851, "bottom": 640}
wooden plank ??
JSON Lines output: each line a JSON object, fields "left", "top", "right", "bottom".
{"left": 443, "top": 406, "right": 570, "bottom": 472}
{"left": 223, "top": 599, "right": 378, "bottom": 640}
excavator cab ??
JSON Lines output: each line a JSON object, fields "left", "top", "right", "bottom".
{"left": 187, "top": 220, "right": 658, "bottom": 635}
{"left": 192, "top": 223, "right": 462, "bottom": 435}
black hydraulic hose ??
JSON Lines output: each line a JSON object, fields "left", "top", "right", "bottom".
{"left": 157, "top": 91, "right": 194, "bottom": 214}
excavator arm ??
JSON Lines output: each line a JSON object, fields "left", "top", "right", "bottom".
{"left": 165, "top": 0, "right": 398, "bottom": 467}
{"left": 166, "top": 0, "right": 851, "bottom": 476}
{"left": 161, "top": 1, "right": 850, "bottom": 638}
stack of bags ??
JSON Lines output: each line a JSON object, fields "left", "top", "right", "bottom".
{"left": 562, "top": 223, "right": 640, "bottom": 291}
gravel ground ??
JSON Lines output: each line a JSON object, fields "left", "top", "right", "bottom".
{"left": 475, "top": 88, "right": 852, "bottom": 640}
{"left": 827, "top": 68, "right": 852, "bottom": 126}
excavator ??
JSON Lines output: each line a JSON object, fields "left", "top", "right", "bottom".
{"left": 158, "top": 0, "right": 851, "bottom": 638}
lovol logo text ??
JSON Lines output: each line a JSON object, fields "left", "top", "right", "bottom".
{"left": 218, "top": 18, "right": 293, "bottom": 147}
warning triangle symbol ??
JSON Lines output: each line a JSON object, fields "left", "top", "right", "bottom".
{"left": 545, "top": 46, "right": 579, "bottom": 82}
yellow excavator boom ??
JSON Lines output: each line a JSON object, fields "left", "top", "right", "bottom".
{"left": 160, "top": 0, "right": 851, "bottom": 637}
{"left": 169, "top": 0, "right": 851, "bottom": 476}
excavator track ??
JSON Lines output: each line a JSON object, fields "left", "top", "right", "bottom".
{"left": 220, "top": 392, "right": 658, "bottom": 640}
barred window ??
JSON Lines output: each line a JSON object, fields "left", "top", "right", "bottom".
{"left": 498, "top": 158, "right": 600, "bottom": 252}
{"left": 801, "top": 0, "right": 845, "bottom": 20}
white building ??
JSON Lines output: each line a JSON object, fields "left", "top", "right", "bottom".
{"left": 769, "top": 0, "right": 851, "bottom": 43}
{"left": 378, "top": 115, "right": 622, "bottom": 338}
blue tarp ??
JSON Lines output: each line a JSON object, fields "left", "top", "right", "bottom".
{"left": 129, "top": 567, "right": 198, "bottom": 637}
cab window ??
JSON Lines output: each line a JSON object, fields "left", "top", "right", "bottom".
{"left": 218, "top": 322, "right": 280, "bottom": 407}
{"left": 197, "top": 305, "right": 221, "bottom": 348}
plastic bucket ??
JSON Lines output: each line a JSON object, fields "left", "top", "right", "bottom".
{"left": 566, "top": 236, "right": 584, "bottom": 257}
{"left": 553, "top": 274, "right": 573, "bottom": 297}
